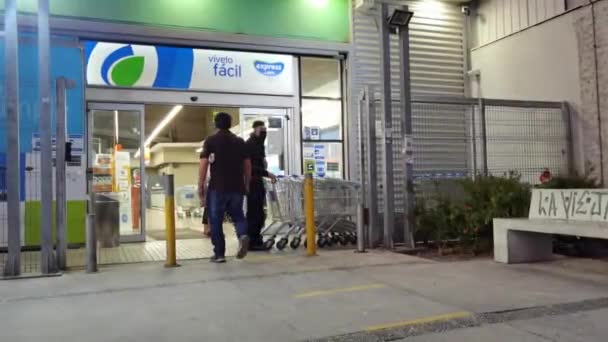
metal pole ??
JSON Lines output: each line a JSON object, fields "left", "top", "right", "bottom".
{"left": 379, "top": 2, "right": 394, "bottom": 249}
{"left": 4, "top": 0, "right": 21, "bottom": 277}
{"left": 304, "top": 173, "right": 317, "bottom": 256}
{"left": 398, "top": 7, "right": 415, "bottom": 249}
{"left": 480, "top": 99, "right": 489, "bottom": 176}
{"left": 55, "top": 78, "right": 69, "bottom": 270}
{"left": 85, "top": 173, "right": 98, "bottom": 273}
{"left": 38, "top": 0, "right": 57, "bottom": 274}
{"left": 365, "top": 87, "right": 378, "bottom": 248}
{"left": 471, "top": 97, "right": 480, "bottom": 176}
{"left": 562, "top": 102, "right": 575, "bottom": 176}
{"left": 356, "top": 91, "right": 367, "bottom": 252}
{"left": 164, "top": 174, "right": 179, "bottom": 267}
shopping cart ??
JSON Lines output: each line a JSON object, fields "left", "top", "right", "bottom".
{"left": 261, "top": 175, "right": 361, "bottom": 250}
{"left": 312, "top": 178, "right": 360, "bottom": 248}
{"left": 175, "top": 185, "right": 202, "bottom": 220}
{"left": 261, "top": 176, "right": 303, "bottom": 250}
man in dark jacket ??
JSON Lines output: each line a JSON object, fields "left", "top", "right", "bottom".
{"left": 246, "top": 121, "right": 276, "bottom": 250}
{"left": 199, "top": 113, "right": 252, "bottom": 262}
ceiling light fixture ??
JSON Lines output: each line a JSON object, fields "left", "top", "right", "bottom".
{"left": 135, "top": 105, "right": 183, "bottom": 158}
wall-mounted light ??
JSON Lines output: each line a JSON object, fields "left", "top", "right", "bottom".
{"left": 388, "top": 8, "right": 414, "bottom": 28}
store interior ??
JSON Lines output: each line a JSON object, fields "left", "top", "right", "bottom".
{"left": 143, "top": 105, "right": 240, "bottom": 241}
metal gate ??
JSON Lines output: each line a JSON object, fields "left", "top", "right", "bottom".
{"left": 358, "top": 91, "right": 573, "bottom": 247}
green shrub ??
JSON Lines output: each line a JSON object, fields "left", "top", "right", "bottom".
{"left": 415, "top": 172, "right": 531, "bottom": 254}
{"left": 414, "top": 195, "right": 464, "bottom": 254}
{"left": 460, "top": 173, "right": 531, "bottom": 253}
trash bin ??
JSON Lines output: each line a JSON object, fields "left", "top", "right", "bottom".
{"left": 94, "top": 193, "right": 120, "bottom": 248}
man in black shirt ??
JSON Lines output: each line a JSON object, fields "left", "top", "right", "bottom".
{"left": 246, "top": 121, "right": 277, "bottom": 250}
{"left": 198, "top": 113, "right": 252, "bottom": 263}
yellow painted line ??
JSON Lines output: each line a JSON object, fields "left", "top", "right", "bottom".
{"left": 365, "top": 311, "right": 472, "bottom": 332}
{"left": 295, "top": 284, "right": 387, "bottom": 298}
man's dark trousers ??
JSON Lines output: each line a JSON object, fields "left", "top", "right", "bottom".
{"left": 247, "top": 178, "right": 266, "bottom": 247}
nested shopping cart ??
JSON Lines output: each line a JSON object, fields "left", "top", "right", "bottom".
{"left": 261, "top": 175, "right": 361, "bottom": 250}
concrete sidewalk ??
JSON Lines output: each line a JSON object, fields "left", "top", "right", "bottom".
{"left": 1, "top": 250, "right": 608, "bottom": 341}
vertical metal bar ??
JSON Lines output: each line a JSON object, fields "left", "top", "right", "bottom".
{"left": 462, "top": 7, "right": 472, "bottom": 98}
{"left": 480, "top": 99, "right": 489, "bottom": 176}
{"left": 38, "top": 0, "right": 57, "bottom": 274}
{"left": 364, "top": 87, "right": 378, "bottom": 248}
{"left": 358, "top": 92, "right": 366, "bottom": 202}
{"left": 399, "top": 7, "right": 414, "bottom": 249}
{"left": 139, "top": 107, "right": 146, "bottom": 239}
{"left": 356, "top": 91, "right": 367, "bottom": 252}
{"left": 562, "top": 101, "right": 575, "bottom": 176}
{"left": 55, "top": 78, "right": 67, "bottom": 270}
{"left": 4, "top": 0, "right": 21, "bottom": 277}
{"left": 86, "top": 171, "right": 98, "bottom": 273}
{"left": 86, "top": 111, "right": 98, "bottom": 273}
{"left": 472, "top": 97, "right": 480, "bottom": 176}
{"left": 379, "top": 2, "right": 394, "bottom": 249}
{"left": 590, "top": 1, "right": 605, "bottom": 186}
{"left": 304, "top": 174, "right": 317, "bottom": 256}
{"left": 164, "top": 174, "right": 179, "bottom": 266}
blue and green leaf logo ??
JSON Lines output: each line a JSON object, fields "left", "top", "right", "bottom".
{"left": 86, "top": 41, "right": 194, "bottom": 89}
{"left": 109, "top": 55, "right": 146, "bottom": 87}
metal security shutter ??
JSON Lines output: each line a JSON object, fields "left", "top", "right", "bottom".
{"left": 351, "top": 1, "right": 466, "bottom": 241}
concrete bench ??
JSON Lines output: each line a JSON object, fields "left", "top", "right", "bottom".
{"left": 494, "top": 189, "right": 608, "bottom": 263}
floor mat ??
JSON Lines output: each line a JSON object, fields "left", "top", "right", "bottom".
{"left": 146, "top": 228, "right": 206, "bottom": 241}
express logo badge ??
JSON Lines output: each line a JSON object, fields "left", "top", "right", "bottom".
{"left": 85, "top": 41, "right": 194, "bottom": 88}
{"left": 254, "top": 61, "right": 284, "bottom": 77}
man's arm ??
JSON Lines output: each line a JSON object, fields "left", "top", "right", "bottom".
{"left": 198, "top": 158, "right": 209, "bottom": 205}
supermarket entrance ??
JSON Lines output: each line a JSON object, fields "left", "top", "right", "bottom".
{"left": 87, "top": 100, "right": 291, "bottom": 262}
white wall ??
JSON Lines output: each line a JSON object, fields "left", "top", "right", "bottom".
{"left": 474, "top": 0, "right": 566, "bottom": 47}
{"left": 470, "top": 13, "right": 580, "bottom": 103}
{"left": 470, "top": 11, "right": 587, "bottom": 173}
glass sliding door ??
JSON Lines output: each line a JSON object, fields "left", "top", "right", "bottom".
{"left": 239, "top": 108, "right": 290, "bottom": 177}
{"left": 88, "top": 103, "right": 145, "bottom": 243}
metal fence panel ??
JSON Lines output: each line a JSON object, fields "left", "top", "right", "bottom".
{"left": 484, "top": 104, "right": 569, "bottom": 184}
{"left": 359, "top": 90, "right": 572, "bottom": 246}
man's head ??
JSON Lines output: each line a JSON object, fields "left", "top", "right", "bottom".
{"left": 252, "top": 120, "right": 267, "bottom": 139}
{"left": 214, "top": 112, "right": 232, "bottom": 130}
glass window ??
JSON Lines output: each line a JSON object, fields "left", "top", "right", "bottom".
{"left": 301, "top": 58, "right": 341, "bottom": 98}
{"left": 303, "top": 142, "right": 343, "bottom": 179}
{"left": 300, "top": 56, "right": 345, "bottom": 178}
{"left": 302, "top": 99, "right": 342, "bottom": 140}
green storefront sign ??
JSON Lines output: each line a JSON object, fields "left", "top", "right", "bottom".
{"left": 0, "top": 0, "right": 351, "bottom": 42}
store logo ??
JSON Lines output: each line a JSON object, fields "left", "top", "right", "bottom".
{"left": 254, "top": 61, "right": 284, "bottom": 77}
{"left": 85, "top": 41, "right": 194, "bottom": 89}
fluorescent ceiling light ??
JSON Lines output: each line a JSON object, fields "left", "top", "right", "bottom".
{"left": 145, "top": 105, "right": 183, "bottom": 146}
{"left": 135, "top": 105, "right": 183, "bottom": 158}
{"left": 114, "top": 110, "right": 119, "bottom": 145}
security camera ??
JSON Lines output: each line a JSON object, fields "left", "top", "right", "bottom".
{"left": 190, "top": 96, "right": 198, "bottom": 102}
{"left": 461, "top": 6, "right": 470, "bottom": 16}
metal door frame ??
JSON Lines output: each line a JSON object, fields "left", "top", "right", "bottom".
{"left": 87, "top": 102, "right": 146, "bottom": 243}
{"left": 239, "top": 107, "right": 292, "bottom": 175}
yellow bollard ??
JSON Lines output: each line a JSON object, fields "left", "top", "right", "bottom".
{"left": 164, "top": 175, "right": 179, "bottom": 267}
{"left": 304, "top": 173, "right": 317, "bottom": 256}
